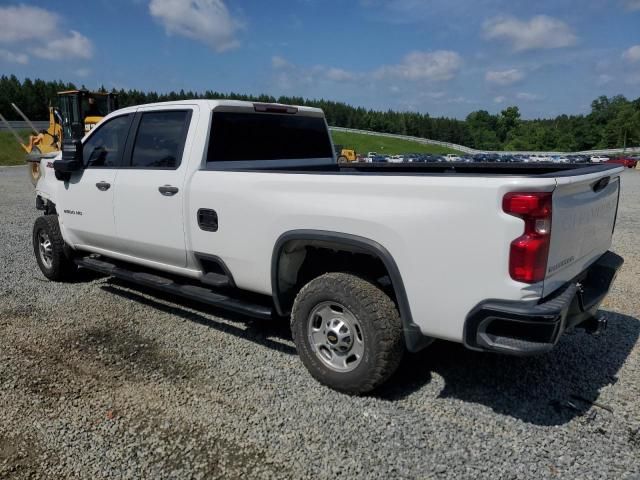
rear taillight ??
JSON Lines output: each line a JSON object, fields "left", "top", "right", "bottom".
{"left": 502, "top": 192, "right": 553, "bottom": 283}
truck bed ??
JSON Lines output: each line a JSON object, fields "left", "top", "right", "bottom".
{"left": 338, "top": 162, "right": 620, "bottom": 177}
{"left": 220, "top": 162, "right": 621, "bottom": 177}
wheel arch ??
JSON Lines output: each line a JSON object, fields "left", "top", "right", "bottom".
{"left": 271, "top": 229, "right": 432, "bottom": 352}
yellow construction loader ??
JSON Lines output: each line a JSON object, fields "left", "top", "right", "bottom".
{"left": 334, "top": 144, "right": 357, "bottom": 162}
{"left": 0, "top": 89, "right": 118, "bottom": 184}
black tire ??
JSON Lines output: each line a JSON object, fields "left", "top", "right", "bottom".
{"left": 337, "top": 155, "right": 348, "bottom": 163}
{"left": 291, "top": 272, "right": 404, "bottom": 394}
{"left": 32, "top": 215, "right": 77, "bottom": 281}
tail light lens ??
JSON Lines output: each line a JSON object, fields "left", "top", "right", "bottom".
{"left": 502, "top": 192, "right": 553, "bottom": 283}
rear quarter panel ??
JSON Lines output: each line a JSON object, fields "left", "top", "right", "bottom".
{"left": 188, "top": 171, "right": 557, "bottom": 342}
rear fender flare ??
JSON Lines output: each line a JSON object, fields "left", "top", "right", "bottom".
{"left": 271, "top": 229, "right": 431, "bottom": 352}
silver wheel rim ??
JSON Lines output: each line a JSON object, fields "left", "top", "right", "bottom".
{"left": 38, "top": 231, "right": 53, "bottom": 269}
{"left": 307, "top": 301, "right": 364, "bottom": 372}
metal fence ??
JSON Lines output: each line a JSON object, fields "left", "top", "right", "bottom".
{"left": 0, "top": 120, "right": 50, "bottom": 132}
{"left": 330, "top": 126, "right": 640, "bottom": 156}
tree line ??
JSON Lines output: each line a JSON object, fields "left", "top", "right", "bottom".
{"left": 1, "top": 74, "right": 639, "bottom": 151}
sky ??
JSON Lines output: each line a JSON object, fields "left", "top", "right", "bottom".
{"left": 0, "top": 0, "right": 639, "bottom": 119}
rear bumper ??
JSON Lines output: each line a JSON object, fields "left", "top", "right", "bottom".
{"left": 463, "top": 251, "right": 623, "bottom": 355}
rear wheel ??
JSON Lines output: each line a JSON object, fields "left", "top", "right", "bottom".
{"left": 291, "top": 272, "right": 404, "bottom": 394}
{"left": 33, "top": 215, "right": 77, "bottom": 281}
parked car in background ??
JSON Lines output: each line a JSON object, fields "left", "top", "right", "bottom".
{"left": 591, "top": 155, "right": 609, "bottom": 163}
{"left": 606, "top": 156, "right": 638, "bottom": 169}
{"left": 571, "top": 155, "right": 590, "bottom": 164}
{"left": 387, "top": 154, "right": 404, "bottom": 163}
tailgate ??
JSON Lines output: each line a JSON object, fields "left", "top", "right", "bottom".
{"left": 543, "top": 168, "right": 621, "bottom": 296}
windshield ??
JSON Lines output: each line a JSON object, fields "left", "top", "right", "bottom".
{"left": 82, "top": 95, "right": 109, "bottom": 118}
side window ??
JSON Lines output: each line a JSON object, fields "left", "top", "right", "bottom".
{"left": 130, "top": 111, "right": 190, "bottom": 169}
{"left": 83, "top": 114, "right": 131, "bottom": 168}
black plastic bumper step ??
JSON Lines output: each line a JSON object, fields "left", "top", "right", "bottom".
{"left": 75, "top": 257, "right": 272, "bottom": 320}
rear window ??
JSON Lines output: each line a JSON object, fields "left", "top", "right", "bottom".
{"left": 207, "top": 112, "right": 332, "bottom": 162}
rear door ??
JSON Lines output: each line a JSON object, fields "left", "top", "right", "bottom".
{"left": 112, "top": 106, "right": 195, "bottom": 267}
{"left": 543, "top": 167, "right": 622, "bottom": 296}
{"left": 60, "top": 113, "right": 133, "bottom": 248}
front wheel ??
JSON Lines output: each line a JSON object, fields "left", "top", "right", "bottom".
{"left": 291, "top": 272, "right": 404, "bottom": 394}
{"left": 33, "top": 215, "right": 78, "bottom": 281}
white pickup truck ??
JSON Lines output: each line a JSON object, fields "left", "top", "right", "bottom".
{"left": 31, "top": 100, "right": 624, "bottom": 394}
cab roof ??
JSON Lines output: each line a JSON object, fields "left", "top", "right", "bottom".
{"left": 112, "top": 99, "right": 324, "bottom": 117}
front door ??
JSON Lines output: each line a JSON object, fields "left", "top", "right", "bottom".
{"left": 59, "top": 113, "right": 133, "bottom": 249}
{"left": 112, "top": 107, "right": 195, "bottom": 267}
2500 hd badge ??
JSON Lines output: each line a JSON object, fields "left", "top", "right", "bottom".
{"left": 63, "top": 209, "right": 82, "bottom": 216}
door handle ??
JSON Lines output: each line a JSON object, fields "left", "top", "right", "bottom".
{"left": 96, "top": 181, "right": 111, "bottom": 191}
{"left": 159, "top": 185, "right": 179, "bottom": 196}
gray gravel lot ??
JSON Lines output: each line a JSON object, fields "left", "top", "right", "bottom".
{"left": 1, "top": 165, "right": 639, "bottom": 479}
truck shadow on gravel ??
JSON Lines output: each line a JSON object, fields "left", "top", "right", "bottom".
{"left": 378, "top": 310, "right": 640, "bottom": 426}
{"left": 98, "top": 280, "right": 638, "bottom": 426}
{"left": 101, "top": 279, "right": 297, "bottom": 356}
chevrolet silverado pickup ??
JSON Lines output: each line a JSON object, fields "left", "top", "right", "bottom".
{"left": 31, "top": 100, "right": 624, "bottom": 394}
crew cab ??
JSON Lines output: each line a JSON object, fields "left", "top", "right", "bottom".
{"left": 31, "top": 100, "right": 624, "bottom": 394}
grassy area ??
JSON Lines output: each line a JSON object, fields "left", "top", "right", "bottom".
{"left": 1, "top": 128, "right": 466, "bottom": 166}
{"left": 331, "top": 130, "right": 464, "bottom": 156}
{"left": 0, "top": 130, "right": 29, "bottom": 166}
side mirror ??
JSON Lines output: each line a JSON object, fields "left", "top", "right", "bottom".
{"left": 53, "top": 139, "right": 83, "bottom": 181}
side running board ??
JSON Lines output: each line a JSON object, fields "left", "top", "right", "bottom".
{"left": 75, "top": 256, "right": 273, "bottom": 320}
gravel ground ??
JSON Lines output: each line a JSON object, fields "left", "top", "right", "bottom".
{"left": 1, "top": 165, "right": 639, "bottom": 479}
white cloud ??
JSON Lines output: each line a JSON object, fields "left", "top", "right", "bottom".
{"left": 270, "top": 56, "right": 357, "bottom": 86}
{"left": 375, "top": 50, "right": 462, "bottom": 81}
{"left": 485, "top": 68, "right": 524, "bottom": 86}
{"left": 622, "top": 45, "right": 640, "bottom": 63}
{"left": 30, "top": 31, "right": 93, "bottom": 60}
{"left": 0, "top": 5, "right": 58, "bottom": 43}
{"left": 325, "top": 67, "right": 356, "bottom": 82}
{"left": 483, "top": 15, "right": 577, "bottom": 52}
{"left": 494, "top": 96, "right": 506, "bottom": 104}
{"left": 271, "top": 55, "right": 291, "bottom": 69}
{"left": 516, "top": 92, "right": 542, "bottom": 101}
{"left": 0, "top": 5, "right": 93, "bottom": 61}
{"left": 149, "top": 0, "right": 241, "bottom": 52}
{"left": 623, "top": 0, "right": 640, "bottom": 10}
{"left": 446, "top": 96, "right": 469, "bottom": 104}
{"left": 0, "top": 49, "right": 29, "bottom": 64}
